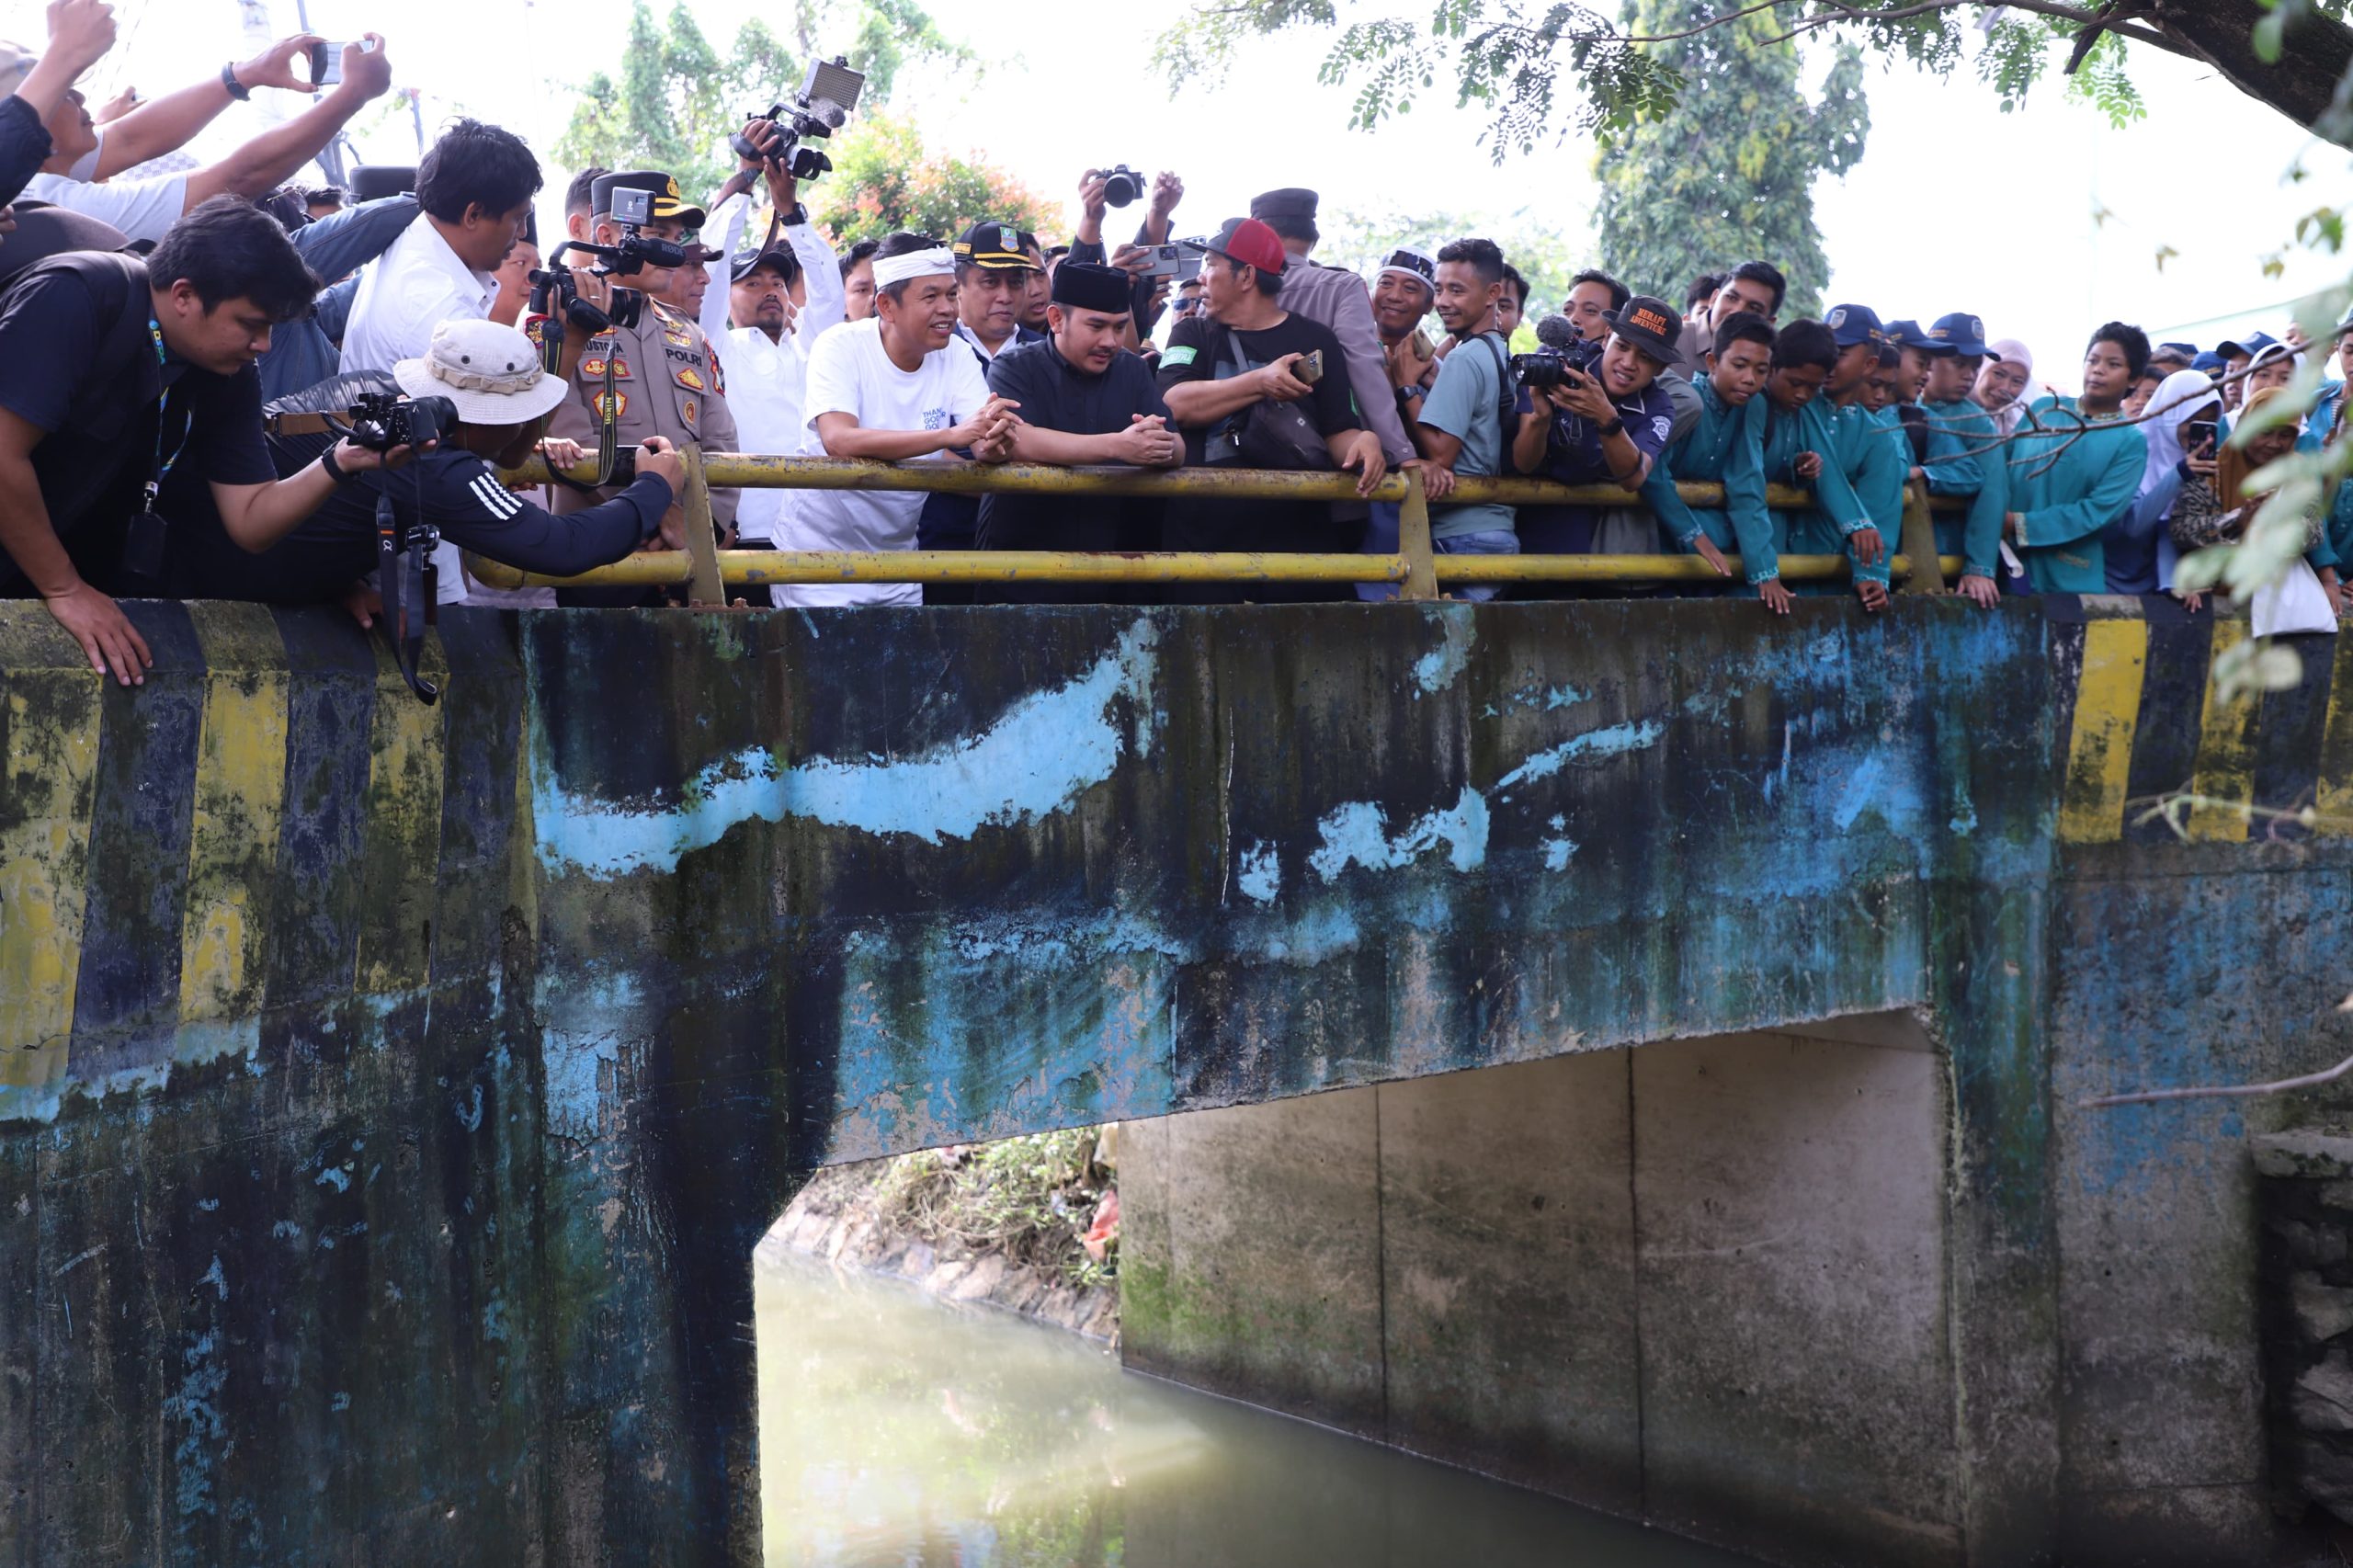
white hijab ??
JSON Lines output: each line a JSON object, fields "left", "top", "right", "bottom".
{"left": 1988, "top": 337, "right": 2045, "bottom": 436}
{"left": 2139, "top": 369, "right": 2222, "bottom": 499}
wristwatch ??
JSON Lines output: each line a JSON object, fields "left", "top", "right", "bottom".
{"left": 221, "top": 62, "right": 250, "bottom": 101}
{"left": 1598, "top": 416, "right": 1626, "bottom": 437}
{"left": 319, "top": 445, "right": 348, "bottom": 481}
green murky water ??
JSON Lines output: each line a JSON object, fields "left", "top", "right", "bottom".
{"left": 755, "top": 1244, "right": 1757, "bottom": 1568}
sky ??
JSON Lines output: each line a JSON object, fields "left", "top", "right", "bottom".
{"left": 19, "top": 0, "right": 2350, "bottom": 389}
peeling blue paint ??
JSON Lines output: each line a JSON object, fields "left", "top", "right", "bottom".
{"left": 313, "top": 1166, "right": 349, "bottom": 1193}
{"left": 1237, "top": 843, "right": 1281, "bottom": 904}
{"left": 1411, "top": 613, "right": 1475, "bottom": 696}
{"left": 1308, "top": 787, "right": 1490, "bottom": 881}
{"left": 533, "top": 623, "right": 1163, "bottom": 875}
{"left": 1495, "top": 720, "right": 1666, "bottom": 797}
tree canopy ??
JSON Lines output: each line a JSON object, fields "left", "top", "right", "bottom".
{"left": 1592, "top": 0, "right": 1869, "bottom": 319}
{"left": 806, "top": 113, "right": 1059, "bottom": 247}
{"left": 1154, "top": 1, "right": 2353, "bottom": 155}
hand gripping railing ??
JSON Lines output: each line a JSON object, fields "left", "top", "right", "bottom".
{"left": 471, "top": 452, "right": 1964, "bottom": 605}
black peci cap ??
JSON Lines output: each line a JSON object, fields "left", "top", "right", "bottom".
{"left": 1050, "top": 262, "right": 1131, "bottom": 314}
{"left": 1249, "top": 187, "right": 1319, "bottom": 223}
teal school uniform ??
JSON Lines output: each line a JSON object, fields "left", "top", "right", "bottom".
{"left": 1760, "top": 395, "right": 1870, "bottom": 591}
{"left": 1641, "top": 377, "right": 1775, "bottom": 584}
{"left": 2005, "top": 396, "right": 2147, "bottom": 593}
{"left": 1921, "top": 398, "right": 2006, "bottom": 579}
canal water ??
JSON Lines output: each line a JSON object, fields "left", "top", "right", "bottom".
{"left": 755, "top": 1242, "right": 1758, "bottom": 1568}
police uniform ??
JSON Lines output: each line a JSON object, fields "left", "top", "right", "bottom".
{"left": 542, "top": 171, "right": 742, "bottom": 596}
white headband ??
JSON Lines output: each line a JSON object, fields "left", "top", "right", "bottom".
{"left": 872, "top": 248, "right": 955, "bottom": 290}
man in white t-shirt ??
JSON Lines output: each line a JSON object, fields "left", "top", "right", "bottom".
{"left": 774, "top": 233, "right": 1017, "bottom": 608}
{"left": 22, "top": 34, "right": 394, "bottom": 246}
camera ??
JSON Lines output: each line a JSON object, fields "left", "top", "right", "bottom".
{"left": 1512, "top": 331, "right": 1604, "bottom": 392}
{"left": 1101, "top": 165, "right": 1144, "bottom": 208}
{"left": 733, "top": 57, "right": 866, "bottom": 185}
{"left": 527, "top": 187, "right": 687, "bottom": 351}
{"left": 334, "top": 392, "right": 455, "bottom": 451}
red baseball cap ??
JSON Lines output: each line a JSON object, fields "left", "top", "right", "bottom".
{"left": 1188, "top": 217, "right": 1286, "bottom": 278}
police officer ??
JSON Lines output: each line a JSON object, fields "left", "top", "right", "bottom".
{"left": 542, "top": 169, "right": 741, "bottom": 604}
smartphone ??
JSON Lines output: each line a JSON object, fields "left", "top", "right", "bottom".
{"left": 2184, "top": 418, "right": 2219, "bottom": 456}
{"left": 308, "top": 38, "right": 376, "bottom": 88}
{"left": 1140, "top": 244, "right": 1184, "bottom": 279}
{"left": 1293, "top": 350, "right": 1324, "bottom": 385}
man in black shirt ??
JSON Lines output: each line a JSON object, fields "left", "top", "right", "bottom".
{"left": 163, "top": 319, "right": 685, "bottom": 606}
{"left": 0, "top": 196, "right": 408, "bottom": 686}
{"left": 1157, "top": 216, "right": 1383, "bottom": 603}
{"left": 979, "top": 262, "right": 1180, "bottom": 604}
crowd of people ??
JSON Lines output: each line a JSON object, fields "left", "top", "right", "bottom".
{"left": 0, "top": 0, "right": 2345, "bottom": 688}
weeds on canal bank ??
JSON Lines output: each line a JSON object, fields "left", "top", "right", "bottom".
{"left": 872, "top": 1127, "right": 1120, "bottom": 1290}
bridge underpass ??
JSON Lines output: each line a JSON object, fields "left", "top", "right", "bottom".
{"left": 1, "top": 593, "right": 2346, "bottom": 1566}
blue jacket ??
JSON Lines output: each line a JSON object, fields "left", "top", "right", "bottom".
{"left": 1920, "top": 398, "right": 2006, "bottom": 580}
{"left": 2006, "top": 396, "right": 2147, "bottom": 594}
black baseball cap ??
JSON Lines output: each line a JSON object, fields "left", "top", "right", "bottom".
{"left": 730, "top": 244, "right": 799, "bottom": 285}
{"left": 1606, "top": 295, "right": 1684, "bottom": 367}
{"left": 1248, "top": 187, "right": 1318, "bottom": 223}
{"left": 952, "top": 221, "right": 1033, "bottom": 269}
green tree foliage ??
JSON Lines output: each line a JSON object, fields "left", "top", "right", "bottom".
{"left": 1318, "top": 204, "right": 1587, "bottom": 319}
{"left": 807, "top": 111, "right": 1058, "bottom": 248}
{"left": 1153, "top": 1, "right": 2353, "bottom": 153}
{"left": 1591, "top": 0, "right": 1868, "bottom": 320}
{"left": 555, "top": 0, "right": 970, "bottom": 200}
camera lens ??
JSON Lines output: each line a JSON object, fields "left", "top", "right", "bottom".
{"left": 1104, "top": 168, "right": 1140, "bottom": 208}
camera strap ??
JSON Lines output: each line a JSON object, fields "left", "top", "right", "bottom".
{"left": 375, "top": 490, "right": 441, "bottom": 705}
{"left": 124, "top": 317, "right": 194, "bottom": 580}
{"left": 593, "top": 353, "right": 620, "bottom": 484}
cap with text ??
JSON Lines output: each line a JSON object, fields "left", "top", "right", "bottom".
{"left": 1378, "top": 247, "right": 1438, "bottom": 295}
{"left": 1927, "top": 312, "right": 1990, "bottom": 358}
{"left": 1606, "top": 295, "right": 1685, "bottom": 367}
{"left": 1824, "top": 303, "right": 1885, "bottom": 349}
{"left": 952, "top": 221, "right": 1035, "bottom": 270}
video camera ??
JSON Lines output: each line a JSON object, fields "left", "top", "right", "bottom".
{"left": 1512, "top": 315, "right": 1606, "bottom": 392}
{"left": 528, "top": 187, "right": 686, "bottom": 347}
{"left": 733, "top": 57, "right": 866, "bottom": 184}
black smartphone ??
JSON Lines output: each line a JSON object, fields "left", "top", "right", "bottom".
{"left": 2184, "top": 418, "right": 2219, "bottom": 456}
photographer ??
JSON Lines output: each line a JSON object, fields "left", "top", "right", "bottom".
{"left": 771, "top": 233, "right": 1015, "bottom": 608}
{"left": 1158, "top": 216, "right": 1384, "bottom": 603}
{"left": 1412, "top": 238, "right": 1518, "bottom": 598}
{"left": 26, "top": 33, "right": 394, "bottom": 246}
{"left": 540, "top": 169, "right": 741, "bottom": 605}
{"left": 1506, "top": 295, "right": 1682, "bottom": 557}
{"left": 720, "top": 150, "right": 844, "bottom": 554}
{"left": 976, "top": 262, "right": 1180, "bottom": 603}
{"left": 164, "top": 321, "right": 684, "bottom": 608}
{"left": 0, "top": 197, "right": 408, "bottom": 684}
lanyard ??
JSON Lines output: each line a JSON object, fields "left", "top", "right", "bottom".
{"left": 144, "top": 316, "right": 192, "bottom": 503}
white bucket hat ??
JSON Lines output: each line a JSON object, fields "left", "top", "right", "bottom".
{"left": 0, "top": 44, "right": 39, "bottom": 98}
{"left": 392, "top": 319, "right": 571, "bottom": 426}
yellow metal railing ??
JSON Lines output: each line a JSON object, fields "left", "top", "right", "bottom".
{"left": 472, "top": 453, "right": 1963, "bottom": 604}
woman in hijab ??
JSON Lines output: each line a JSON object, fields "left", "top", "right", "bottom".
{"left": 1978, "top": 338, "right": 2042, "bottom": 437}
{"left": 2170, "top": 387, "right": 2336, "bottom": 616}
{"left": 2111, "top": 369, "right": 2222, "bottom": 598}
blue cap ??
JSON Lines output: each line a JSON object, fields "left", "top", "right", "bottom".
{"left": 1824, "top": 302, "right": 1884, "bottom": 348}
{"left": 1882, "top": 318, "right": 1927, "bottom": 349}
{"left": 2192, "top": 351, "right": 2226, "bottom": 376}
{"left": 2160, "top": 340, "right": 2199, "bottom": 358}
{"left": 2217, "top": 331, "right": 2274, "bottom": 361}
{"left": 1927, "top": 312, "right": 1989, "bottom": 358}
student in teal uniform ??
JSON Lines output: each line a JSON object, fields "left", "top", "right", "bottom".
{"left": 1817, "top": 302, "right": 1898, "bottom": 611}
{"left": 1644, "top": 311, "right": 1777, "bottom": 597}
{"left": 1915, "top": 312, "right": 2006, "bottom": 607}
{"left": 1755, "top": 317, "right": 1878, "bottom": 611}
{"left": 2005, "top": 322, "right": 2151, "bottom": 593}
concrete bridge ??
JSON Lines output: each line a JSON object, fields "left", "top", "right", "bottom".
{"left": 1, "top": 594, "right": 2346, "bottom": 1565}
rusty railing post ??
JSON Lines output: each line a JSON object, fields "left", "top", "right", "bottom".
{"left": 679, "top": 444, "right": 725, "bottom": 608}
{"left": 1897, "top": 476, "right": 1946, "bottom": 596}
{"left": 1398, "top": 465, "right": 1438, "bottom": 602}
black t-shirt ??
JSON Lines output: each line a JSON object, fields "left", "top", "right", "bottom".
{"left": 0, "top": 254, "right": 274, "bottom": 585}
{"left": 1157, "top": 311, "right": 1356, "bottom": 465}
{"left": 977, "top": 339, "right": 1174, "bottom": 556}
{"left": 162, "top": 448, "right": 673, "bottom": 604}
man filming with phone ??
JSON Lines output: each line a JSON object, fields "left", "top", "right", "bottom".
{"left": 1157, "top": 216, "right": 1383, "bottom": 603}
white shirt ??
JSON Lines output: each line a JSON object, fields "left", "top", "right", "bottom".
{"left": 338, "top": 217, "right": 498, "bottom": 376}
{"left": 21, "top": 170, "right": 189, "bottom": 245}
{"left": 338, "top": 218, "right": 498, "bottom": 602}
{"left": 775, "top": 316, "right": 989, "bottom": 608}
{"left": 725, "top": 324, "right": 812, "bottom": 544}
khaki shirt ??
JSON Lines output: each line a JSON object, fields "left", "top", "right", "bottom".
{"left": 544, "top": 299, "right": 742, "bottom": 529}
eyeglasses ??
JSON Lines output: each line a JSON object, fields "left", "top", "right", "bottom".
{"left": 1173, "top": 295, "right": 1204, "bottom": 314}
